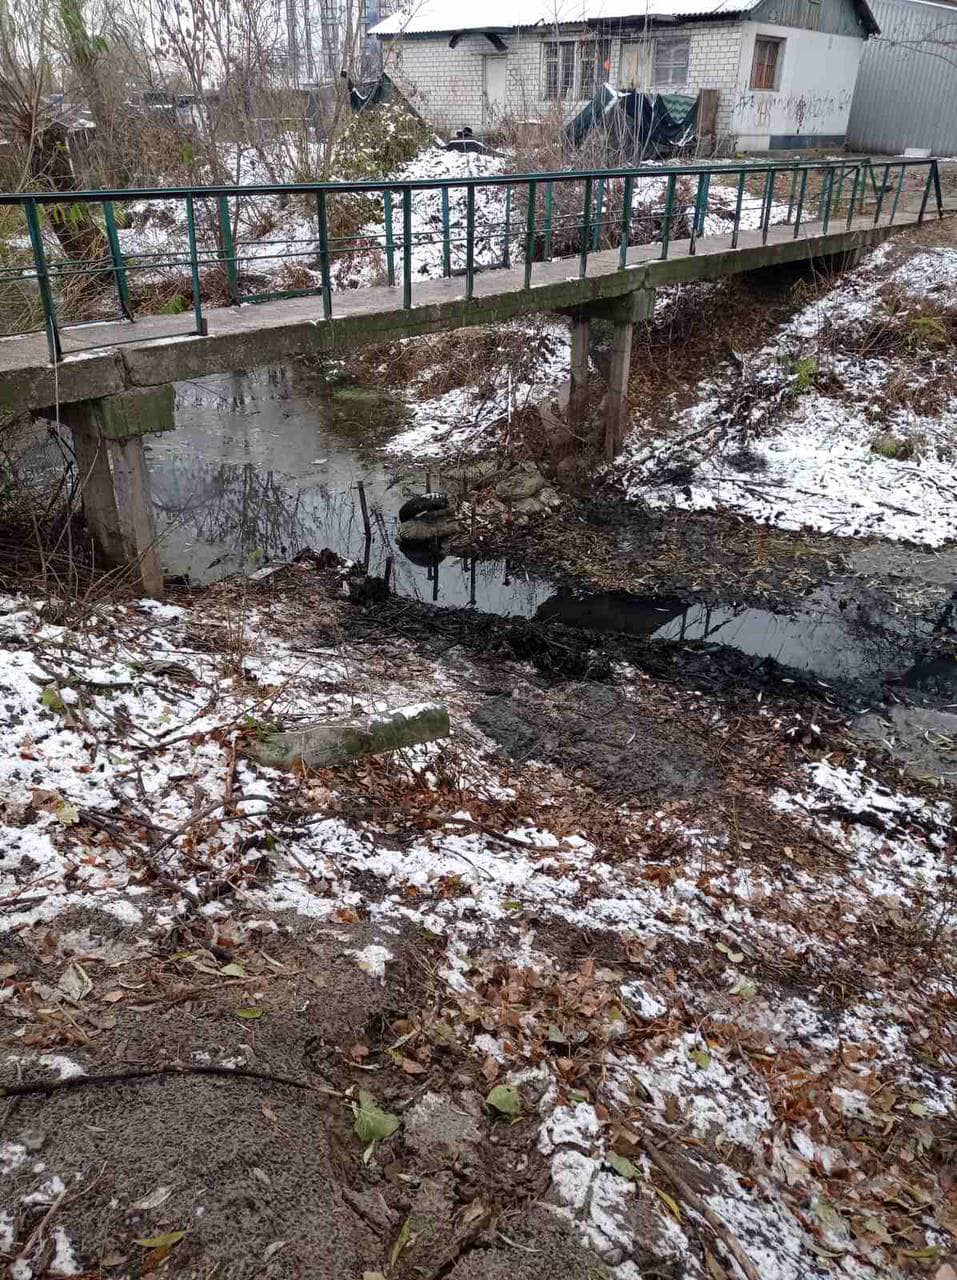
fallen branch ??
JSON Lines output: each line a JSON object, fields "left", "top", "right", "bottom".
{"left": 637, "top": 1133, "right": 762, "bottom": 1280}
{"left": 429, "top": 812, "right": 557, "bottom": 851}
{"left": 150, "top": 793, "right": 276, "bottom": 859}
{"left": 0, "top": 1063, "right": 341, "bottom": 1100}
{"left": 13, "top": 1182, "right": 69, "bottom": 1269}
{"left": 12, "top": 1167, "right": 107, "bottom": 1271}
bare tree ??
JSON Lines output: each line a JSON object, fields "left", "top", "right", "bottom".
{"left": 57, "top": 0, "right": 125, "bottom": 183}
{"left": 141, "top": 0, "right": 294, "bottom": 183}
{"left": 0, "top": 0, "right": 110, "bottom": 264}
{"left": 0, "top": 0, "right": 57, "bottom": 188}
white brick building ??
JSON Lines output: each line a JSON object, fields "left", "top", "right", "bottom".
{"left": 372, "top": 0, "right": 877, "bottom": 150}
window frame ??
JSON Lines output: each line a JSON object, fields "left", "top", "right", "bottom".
{"left": 652, "top": 34, "right": 691, "bottom": 88}
{"left": 542, "top": 39, "right": 577, "bottom": 100}
{"left": 750, "top": 35, "right": 784, "bottom": 91}
{"left": 578, "top": 37, "right": 612, "bottom": 97}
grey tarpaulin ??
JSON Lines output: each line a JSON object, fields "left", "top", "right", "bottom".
{"left": 567, "top": 86, "right": 698, "bottom": 159}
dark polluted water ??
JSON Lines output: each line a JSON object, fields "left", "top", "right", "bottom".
{"left": 147, "top": 365, "right": 554, "bottom": 616}
{"left": 535, "top": 587, "right": 957, "bottom": 692}
{"left": 147, "top": 365, "right": 957, "bottom": 695}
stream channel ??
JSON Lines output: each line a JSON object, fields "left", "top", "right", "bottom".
{"left": 146, "top": 364, "right": 957, "bottom": 700}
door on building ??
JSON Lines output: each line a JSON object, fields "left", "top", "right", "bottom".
{"left": 483, "top": 56, "right": 508, "bottom": 129}
{"left": 619, "top": 39, "right": 652, "bottom": 91}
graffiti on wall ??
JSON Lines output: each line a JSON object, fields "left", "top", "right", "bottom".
{"left": 730, "top": 88, "right": 852, "bottom": 129}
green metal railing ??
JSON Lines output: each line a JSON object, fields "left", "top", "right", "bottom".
{"left": 0, "top": 156, "right": 943, "bottom": 365}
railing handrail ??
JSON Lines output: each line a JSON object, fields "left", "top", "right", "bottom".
{"left": 0, "top": 155, "right": 939, "bottom": 205}
{"left": 3, "top": 155, "right": 944, "bottom": 367}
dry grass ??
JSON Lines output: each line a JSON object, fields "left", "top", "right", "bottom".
{"left": 844, "top": 289, "right": 957, "bottom": 424}
{"left": 345, "top": 318, "right": 559, "bottom": 401}
{"left": 626, "top": 267, "right": 829, "bottom": 437}
{"left": 495, "top": 115, "right": 697, "bottom": 258}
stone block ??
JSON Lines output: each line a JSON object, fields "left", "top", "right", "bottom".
{"left": 250, "top": 702, "right": 451, "bottom": 769}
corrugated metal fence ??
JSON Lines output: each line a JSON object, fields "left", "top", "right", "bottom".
{"left": 847, "top": 0, "right": 957, "bottom": 154}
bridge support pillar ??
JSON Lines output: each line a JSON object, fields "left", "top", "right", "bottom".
{"left": 59, "top": 386, "right": 174, "bottom": 599}
{"left": 581, "top": 288, "right": 655, "bottom": 459}
{"left": 603, "top": 320, "right": 634, "bottom": 460}
{"left": 562, "top": 313, "right": 591, "bottom": 458}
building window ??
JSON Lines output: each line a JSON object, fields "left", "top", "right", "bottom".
{"left": 750, "top": 36, "right": 783, "bottom": 90}
{"left": 543, "top": 41, "right": 576, "bottom": 99}
{"left": 579, "top": 38, "right": 611, "bottom": 96}
{"left": 653, "top": 36, "right": 690, "bottom": 87}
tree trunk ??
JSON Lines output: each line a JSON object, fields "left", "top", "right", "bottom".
{"left": 59, "top": 0, "right": 128, "bottom": 187}
{"left": 29, "top": 124, "right": 113, "bottom": 282}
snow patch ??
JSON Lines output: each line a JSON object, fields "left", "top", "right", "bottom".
{"left": 351, "top": 944, "right": 394, "bottom": 981}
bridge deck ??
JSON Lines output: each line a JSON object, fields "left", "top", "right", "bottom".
{"left": 0, "top": 205, "right": 943, "bottom": 415}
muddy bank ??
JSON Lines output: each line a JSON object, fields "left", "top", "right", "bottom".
{"left": 344, "top": 564, "right": 956, "bottom": 712}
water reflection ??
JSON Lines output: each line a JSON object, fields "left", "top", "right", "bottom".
{"left": 146, "top": 365, "right": 954, "bottom": 687}
{"left": 147, "top": 366, "right": 553, "bottom": 616}
{"left": 534, "top": 586, "right": 949, "bottom": 683}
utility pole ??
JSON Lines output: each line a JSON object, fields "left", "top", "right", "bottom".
{"left": 286, "top": 0, "right": 301, "bottom": 84}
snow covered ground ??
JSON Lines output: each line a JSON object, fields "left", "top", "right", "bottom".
{"left": 380, "top": 317, "right": 572, "bottom": 459}
{"left": 110, "top": 141, "right": 792, "bottom": 306}
{"left": 0, "top": 578, "right": 953, "bottom": 1278}
{"left": 618, "top": 241, "right": 957, "bottom": 547}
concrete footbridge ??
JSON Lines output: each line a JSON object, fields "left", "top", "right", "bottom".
{"left": 0, "top": 155, "right": 949, "bottom": 595}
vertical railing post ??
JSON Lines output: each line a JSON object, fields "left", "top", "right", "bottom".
{"left": 695, "top": 171, "right": 711, "bottom": 235}
{"left": 524, "top": 180, "right": 537, "bottom": 290}
{"left": 660, "top": 173, "right": 676, "bottom": 260}
{"left": 185, "top": 194, "right": 206, "bottom": 337}
{"left": 689, "top": 172, "right": 707, "bottom": 254}
{"left": 441, "top": 187, "right": 451, "bottom": 277}
{"left": 761, "top": 168, "right": 775, "bottom": 244}
{"left": 731, "top": 169, "right": 745, "bottom": 249}
{"left": 845, "top": 165, "right": 861, "bottom": 229}
{"left": 834, "top": 163, "right": 847, "bottom": 214}
{"left": 786, "top": 161, "right": 798, "bottom": 224}
{"left": 103, "top": 200, "right": 133, "bottom": 321}
{"left": 502, "top": 183, "right": 512, "bottom": 268}
{"left": 543, "top": 181, "right": 554, "bottom": 259}
{"left": 917, "top": 162, "right": 934, "bottom": 224}
{"left": 592, "top": 175, "right": 605, "bottom": 251}
{"left": 402, "top": 187, "right": 412, "bottom": 309}
{"left": 619, "top": 173, "right": 634, "bottom": 269}
{"left": 465, "top": 184, "right": 475, "bottom": 301}
{"left": 217, "top": 195, "right": 240, "bottom": 304}
{"left": 932, "top": 159, "right": 944, "bottom": 219}
{"left": 853, "top": 162, "right": 867, "bottom": 223}
{"left": 792, "top": 167, "right": 808, "bottom": 239}
{"left": 24, "top": 198, "right": 62, "bottom": 363}
{"left": 579, "top": 176, "right": 592, "bottom": 277}
{"left": 316, "top": 189, "right": 332, "bottom": 320}
{"left": 383, "top": 188, "right": 395, "bottom": 287}
{"left": 873, "top": 163, "right": 891, "bottom": 226}
{"left": 821, "top": 166, "right": 835, "bottom": 235}
{"left": 889, "top": 163, "right": 905, "bottom": 224}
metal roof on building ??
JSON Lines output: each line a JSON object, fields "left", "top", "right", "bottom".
{"left": 371, "top": 0, "right": 764, "bottom": 36}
